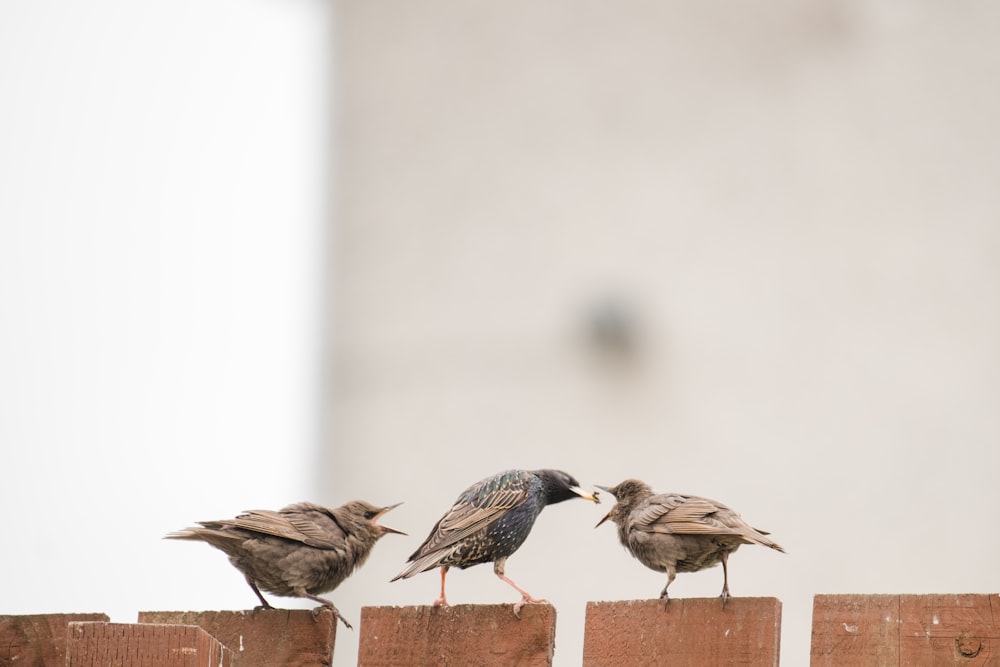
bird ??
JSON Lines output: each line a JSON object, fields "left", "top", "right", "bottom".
{"left": 391, "top": 469, "right": 599, "bottom": 616}
{"left": 166, "top": 500, "right": 404, "bottom": 629}
{"left": 596, "top": 479, "right": 784, "bottom": 606}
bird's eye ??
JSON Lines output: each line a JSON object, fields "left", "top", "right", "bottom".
{"left": 364, "top": 511, "right": 376, "bottom": 520}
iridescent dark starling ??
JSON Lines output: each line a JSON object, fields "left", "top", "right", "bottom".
{"left": 166, "top": 501, "right": 404, "bottom": 628}
{"left": 596, "top": 479, "right": 784, "bottom": 606}
{"left": 391, "top": 469, "right": 599, "bottom": 615}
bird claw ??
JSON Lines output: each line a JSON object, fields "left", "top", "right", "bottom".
{"left": 513, "top": 596, "right": 548, "bottom": 618}
{"left": 312, "top": 605, "right": 353, "bottom": 629}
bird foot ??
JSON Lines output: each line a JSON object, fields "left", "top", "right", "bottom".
{"left": 251, "top": 603, "right": 274, "bottom": 618}
{"left": 658, "top": 592, "right": 671, "bottom": 607}
{"left": 433, "top": 597, "right": 450, "bottom": 607}
{"left": 720, "top": 589, "right": 730, "bottom": 609}
{"left": 311, "top": 604, "right": 353, "bottom": 629}
{"left": 513, "top": 596, "right": 548, "bottom": 619}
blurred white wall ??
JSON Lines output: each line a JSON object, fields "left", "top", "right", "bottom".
{"left": 0, "top": 1, "right": 329, "bottom": 622}
{"left": 330, "top": 1, "right": 1000, "bottom": 665}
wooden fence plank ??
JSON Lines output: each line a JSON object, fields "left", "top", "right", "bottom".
{"left": 898, "top": 594, "right": 1000, "bottom": 665}
{"left": 810, "top": 594, "right": 900, "bottom": 666}
{"left": 358, "top": 604, "right": 556, "bottom": 667}
{"left": 65, "top": 622, "right": 231, "bottom": 667}
{"left": 138, "top": 609, "right": 336, "bottom": 667}
{"left": 811, "top": 594, "right": 1000, "bottom": 666}
{"left": 582, "top": 597, "right": 782, "bottom": 667}
{"left": 0, "top": 613, "right": 109, "bottom": 667}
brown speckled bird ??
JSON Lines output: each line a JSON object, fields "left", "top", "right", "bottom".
{"left": 166, "top": 500, "right": 404, "bottom": 628}
{"left": 391, "top": 469, "right": 599, "bottom": 616}
{"left": 597, "top": 479, "right": 784, "bottom": 606}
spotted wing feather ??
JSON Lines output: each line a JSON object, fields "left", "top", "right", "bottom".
{"left": 393, "top": 471, "right": 531, "bottom": 578}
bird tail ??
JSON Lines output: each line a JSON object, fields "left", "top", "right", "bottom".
{"left": 390, "top": 550, "right": 449, "bottom": 581}
{"left": 164, "top": 527, "right": 203, "bottom": 540}
{"left": 389, "top": 563, "right": 419, "bottom": 582}
{"left": 163, "top": 526, "right": 238, "bottom": 546}
{"left": 748, "top": 528, "right": 785, "bottom": 553}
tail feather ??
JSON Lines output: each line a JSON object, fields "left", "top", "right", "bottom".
{"left": 164, "top": 528, "right": 203, "bottom": 540}
{"left": 163, "top": 526, "right": 241, "bottom": 547}
{"left": 746, "top": 528, "right": 785, "bottom": 553}
{"left": 390, "top": 549, "right": 452, "bottom": 581}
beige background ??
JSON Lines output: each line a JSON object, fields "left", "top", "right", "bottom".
{"left": 326, "top": 1, "right": 1000, "bottom": 665}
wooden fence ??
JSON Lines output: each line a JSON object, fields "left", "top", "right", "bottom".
{"left": 2, "top": 594, "right": 997, "bottom": 665}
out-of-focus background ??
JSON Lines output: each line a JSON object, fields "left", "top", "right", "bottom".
{"left": 3, "top": 2, "right": 999, "bottom": 665}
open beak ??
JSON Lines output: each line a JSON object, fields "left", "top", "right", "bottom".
{"left": 593, "top": 487, "right": 616, "bottom": 527}
{"left": 570, "top": 486, "right": 601, "bottom": 504}
{"left": 374, "top": 502, "right": 406, "bottom": 535}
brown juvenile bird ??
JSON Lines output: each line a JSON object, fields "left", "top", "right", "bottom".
{"left": 166, "top": 500, "right": 404, "bottom": 628}
{"left": 391, "top": 469, "right": 599, "bottom": 616}
{"left": 597, "top": 479, "right": 783, "bottom": 606}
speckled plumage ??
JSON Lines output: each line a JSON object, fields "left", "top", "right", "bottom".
{"left": 597, "top": 479, "right": 784, "bottom": 606}
{"left": 166, "top": 500, "right": 403, "bottom": 628}
{"left": 392, "top": 469, "right": 599, "bottom": 614}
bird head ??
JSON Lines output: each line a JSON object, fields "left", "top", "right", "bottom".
{"left": 593, "top": 479, "right": 652, "bottom": 528}
{"left": 370, "top": 502, "right": 406, "bottom": 536}
{"left": 347, "top": 501, "right": 406, "bottom": 537}
{"left": 536, "top": 469, "right": 601, "bottom": 505}
{"left": 593, "top": 485, "right": 615, "bottom": 528}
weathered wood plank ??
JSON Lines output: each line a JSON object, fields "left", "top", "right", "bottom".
{"left": 0, "top": 613, "right": 109, "bottom": 667}
{"left": 582, "top": 597, "right": 782, "bottom": 667}
{"left": 65, "top": 622, "right": 231, "bottom": 666}
{"left": 811, "top": 594, "right": 1000, "bottom": 666}
{"left": 138, "top": 609, "right": 336, "bottom": 667}
{"left": 358, "top": 604, "right": 556, "bottom": 666}
{"left": 898, "top": 594, "right": 1000, "bottom": 665}
{"left": 811, "top": 594, "right": 900, "bottom": 666}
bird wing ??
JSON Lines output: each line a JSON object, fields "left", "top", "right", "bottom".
{"left": 632, "top": 494, "right": 749, "bottom": 538}
{"left": 393, "top": 472, "right": 531, "bottom": 577}
{"left": 632, "top": 493, "right": 785, "bottom": 551}
{"left": 418, "top": 503, "right": 501, "bottom": 552}
{"left": 211, "top": 506, "right": 345, "bottom": 550}
{"left": 425, "top": 483, "right": 528, "bottom": 551}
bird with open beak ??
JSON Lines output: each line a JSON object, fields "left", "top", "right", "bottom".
{"left": 596, "top": 479, "right": 783, "bottom": 607}
{"left": 392, "top": 469, "right": 599, "bottom": 616}
{"left": 167, "top": 500, "right": 405, "bottom": 629}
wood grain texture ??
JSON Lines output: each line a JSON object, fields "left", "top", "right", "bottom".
{"left": 811, "top": 594, "right": 1000, "bottom": 666}
{"left": 358, "top": 604, "right": 556, "bottom": 667}
{"left": 65, "top": 622, "right": 231, "bottom": 667}
{"left": 138, "top": 609, "right": 336, "bottom": 667}
{"left": 582, "top": 597, "right": 782, "bottom": 667}
{"left": 0, "top": 613, "right": 109, "bottom": 667}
